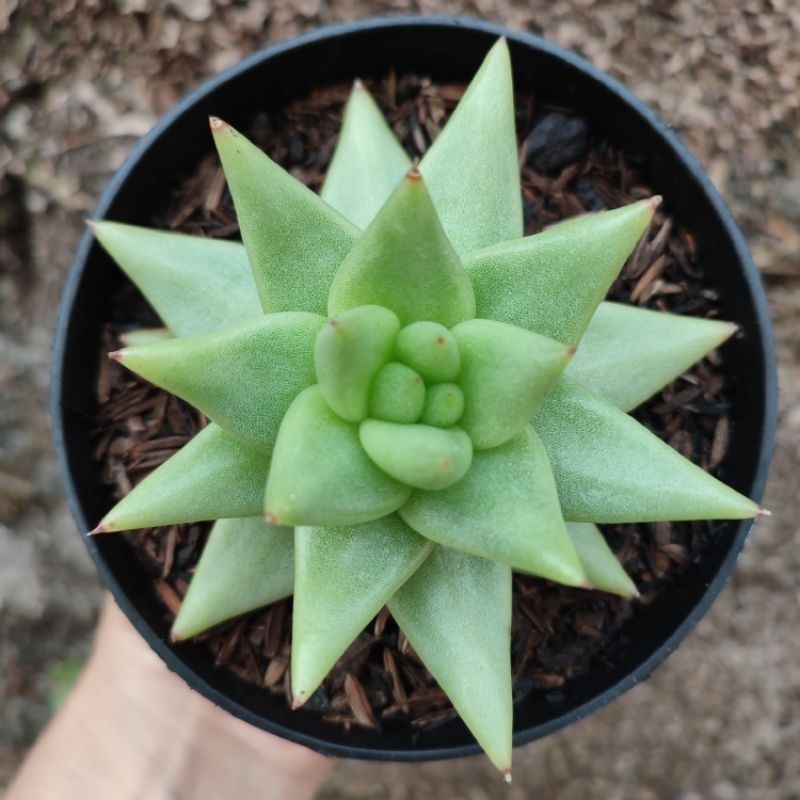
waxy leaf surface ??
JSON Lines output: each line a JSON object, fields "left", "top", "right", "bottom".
{"left": 566, "top": 302, "right": 736, "bottom": 410}
{"left": 291, "top": 516, "right": 432, "bottom": 705}
{"left": 96, "top": 423, "right": 270, "bottom": 532}
{"left": 265, "top": 387, "right": 412, "bottom": 526}
{"left": 171, "top": 516, "right": 294, "bottom": 640}
{"left": 419, "top": 38, "right": 522, "bottom": 256}
{"left": 533, "top": 379, "right": 760, "bottom": 522}
{"left": 116, "top": 312, "right": 324, "bottom": 451}
{"left": 93, "top": 221, "right": 260, "bottom": 338}
{"left": 389, "top": 546, "right": 513, "bottom": 775}
{"left": 452, "top": 318, "right": 572, "bottom": 449}
{"left": 465, "top": 200, "right": 656, "bottom": 344}
{"left": 321, "top": 81, "right": 412, "bottom": 229}
{"left": 211, "top": 119, "right": 359, "bottom": 314}
{"left": 327, "top": 171, "right": 475, "bottom": 327}
{"left": 400, "top": 427, "right": 585, "bottom": 584}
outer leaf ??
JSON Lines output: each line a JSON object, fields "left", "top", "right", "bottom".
{"left": 95, "top": 424, "right": 270, "bottom": 533}
{"left": 211, "top": 118, "right": 359, "bottom": 314}
{"left": 264, "top": 386, "right": 412, "bottom": 526}
{"left": 400, "top": 427, "right": 586, "bottom": 584}
{"left": 533, "top": 379, "right": 760, "bottom": 522}
{"left": 359, "top": 421, "right": 473, "bottom": 490}
{"left": 566, "top": 522, "right": 638, "bottom": 597}
{"left": 566, "top": 301, "right": 737, "bottom": 410}
{"left": 321, "top": 80, "right": 412, "bottom": 229}
{"left": 291, "top": 516, "right": 433, "bottom": 706}
{"left": 463, "top": 199, "right": 658, "bottom": 344}
{"left": 315, "top": 305, "right": 400, "bottom": 422}
{"left": 327, "top": 170, "right": 475, "bottom": 327}
{"left": 93, "top": 221, "right": 261, "bottom": 337}
{"left": 419, "top": 38, "right": 522, "bottom": 256}
{"left": 389, "top": 547, "right": 513, "bottom": 776}
{"left": 114, "top": 312, "right": 324, "bottom": 451}
{"left": 171, "top": 517, "right": 294, "bottom": 641}
{"left": 452, "top": 318, "right": 572, "bottom": 449}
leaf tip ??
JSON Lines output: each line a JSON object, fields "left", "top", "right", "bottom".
{"left": 291, "top": 694, "right": 306, "bottom": 710}
{"left": 85, "top": 218, "right": 97, "bottom": 230}
{"left": 87, "top": 522, "right": 108, "bottom": 536}
{"left": 109, "top": 349, "right": 125, "bottom": 362}
{"left": 353, "top": 77, "right": 365, "bottom": 91}
{"left": 209, "top": 116, "right": 230, "bottom": 133}
{"left": 648, "top": 195, "right": 663, "bottom": 213}
{"left": 756, "top": 506, "right": 772, "bottom": 517}
{"left": 501, "top": 769, "right": 512, "bottom": 784}
{"left": 406, "top": 164, "right": 422, "bottom": 181}
{"left": 264, "top": 510, "right": 280, "bottom": 526}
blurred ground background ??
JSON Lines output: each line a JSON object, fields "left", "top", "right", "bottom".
{"left": 0, "top": 1, "right": 798, "bottom": 797}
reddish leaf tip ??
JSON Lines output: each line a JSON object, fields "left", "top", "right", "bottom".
{"left": 88, "top": 523, "right": 107, "bottom": 535}
{"left": 406, "top": 165, "right": 422, "bottom": 181}
{"left": 353, "top": 77, "right": 365, "bottom": 90}
{"left": 756, "top": 506, "right": 772, "bottom": 517}
{"left": 501, "top": 769, "right": 512, "bottom": 784}
{"left": 108, "top": 350, "right": 124, "bottom": 362}
{"left": 209, "top": 116, "right": 229, "bottom": 132}
{"left": 264, "top": 511, "right": 279, "bottom": 525}
{"left": 291, "top": 695, "right": 305, "bottom": 710}
{"left": 648, "top": 195, "right": 663, "bottom": 212}
{"left": 85, "top": 218, "right": 97, "bottom": 229}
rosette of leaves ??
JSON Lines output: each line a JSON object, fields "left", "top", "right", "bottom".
{"left": 90, "top": 40, "right": 759, "bottom": 776}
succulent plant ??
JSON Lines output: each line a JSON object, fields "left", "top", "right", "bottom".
{"left": 90, "top": 39, "right": 760, "bottom": 776}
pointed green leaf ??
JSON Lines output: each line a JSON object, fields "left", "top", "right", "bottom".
{"left": 314, "top": 305, "right": 400, "bottom": 422}
{"left": 93, "top": 221, "right": 262, "bottom": 337}
{"left": 400, "top": 427, "right": 586, "bottom": 585}
{"left": 452, "top": 318, "right": 572, "bottom": 449}
{"left": 533, "top": 379, "right": 760, "bottom": 522}
{"left": 291, "top": 516, "right": 432, "bottom": 705}
{"left": 327, "top": 170, "right": 475, "bottom": 327}
{"left": 115, "top": 312, "right": 325, "bottom": 451}
{"left": 419, "top": 39, "right": 522, "bottom": 256}
{"left": 389, "top": 547, "right": 513, "bottom": 775}
{"left": 463, "top": 199, "right": 657, "bottom": 344}
{"left": 359, "top": 420, "right": 472, "bottom": 490}
{"left": 171, "top": 517, "right": 294, "bottom": 641}
{"left": 566, "top": 522, "right": 638, "bottom": 597}
{"left": 321, "top": 80, "right": 412, "bottom": 229}
{"left": 96, "top": 424, "right": 270, "bottom": 532}
{"left": 211, "top": 118, "right": 359, "bottom": 314}
{"left": 567, "top": 301, "right": 737, "bottom": 410}
{"left": 265, "top": 386, "right": 412, "bottom": 526}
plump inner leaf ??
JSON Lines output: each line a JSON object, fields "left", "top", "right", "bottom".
{"left": 171, "top": 516, "right": 294, "bottom": 641}
{"left": 265, "top": 386, "right": 412, "bottom": 526}
{"left": 389, "top": 546, "right": 513, "bottom": 775}
{"left": 92, "top": 221, "right": 261, "bottom": 338}
{"left": 327, "top": 170, "right": 476, "bottom": 328}
{"left": 315, "top": 305, "right": 400, "bottom": 422}
{"left": 95, "top": 423, "right": 270, "bottom": 533}
{"left": 368, "top": 362, "right": 426, "bottom": 424}
{"left": 211, "top": 118, "right": 359, "bottom": 314}
{"left": 452, "top": 318, "right": 573, "bottom": 449}
{"left": 359, "top": 420, "right": 473, "bottom": 491}
{"left": 566, "top": 301, "right": 737, "bottom": 410}
{"left": 394, "top": 321, "right": 461, "bottom": 383}
{"left": 321, "top": 80, "right": 412, "bottom": 229}
{"left": 464, "top": 199, "right": 657, "bottom": 344}
{"left": 115, "top": 312, "right": 324, "bottom": 451}
{"left": 419, "top": 38, "right": 522, "bottom": 256}
{"left": 399, "top": 426, "right": 586, "bottom": 584}
{"left": 291, "top": 516, "right": 432, "bottom": 705}
{"left": 533, "top": 379, "right": 760, "bottom": 522}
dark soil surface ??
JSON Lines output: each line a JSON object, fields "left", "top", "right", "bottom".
{"left": 1, "top": 2, "right": 798, "bottom": 798}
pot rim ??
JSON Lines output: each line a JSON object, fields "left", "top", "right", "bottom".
{"left": 51, "top": 15, "right": 778, "bottom": 762}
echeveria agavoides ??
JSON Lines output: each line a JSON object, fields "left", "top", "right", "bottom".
{"left": 92, "top": 39, "right": 760, "bottom": 776}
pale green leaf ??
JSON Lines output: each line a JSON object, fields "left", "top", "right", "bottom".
{"left": 368, "top": 363, "right": 426, "bottom": 424}
{"left": 119, "top": 328, "right": 173, "bottom": 347}
{"left": 389, "top": 547, "right": 513, "bottom": 776}
{"left": 95, "top": 423, "right": 270, "bottom": 533}
{"left": 291, "top": 516, "right": 432, "bottom": 705}
{"left": 314, "top": 305, "right": 400, "bottom": 422}
{"left": 115, "top": 312, "right": 325, "bottom": 451}
{"left": 93, "top": 221, "right": 261, "bottom": 337}
{"left": 567, "top": 301, "right": 737, "bottom": 410}
{"left": 399, "top": 427, "right": 586, "bottom": 585}
{"left": 419, "top": 38, "right": 522, "bottom": 256}
{"left": 265, "top": 387, "right": 412, "bottom": 526}
{"left": 463, "top": 199, "right": 657, "bottom": 344}
{"left": 359, "top": 420, "right": 472, "bottom": 490}
{"left": 533, "top": 379, "right": 760, "bottom": 522}
{"left": 452, "top": 318, "right": 572, "bottom": 449}
{"left": 566, "top": 522, "right": 638, "bottom": 597}
{"left": 211, "top": 118, "right": 359, "bottom": 314}
{"left": 394, "top": 321, "right": 461, "bottom": 382}
{"left": 321, "top": 81, "right": 412, "bottom": 229}
{"left": 327, "top": 170, "right": 475, "bottom": 327}
{"left": 171, "top": 516, "right": 294, "bottom": 641}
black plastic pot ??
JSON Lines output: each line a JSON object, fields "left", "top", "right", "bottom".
{"left": 52, "top": 17, "right": 777, "bottom": 761}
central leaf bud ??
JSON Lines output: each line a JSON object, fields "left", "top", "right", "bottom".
{"left": 369, "top": 362, "right": 426, "bottom": 423}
